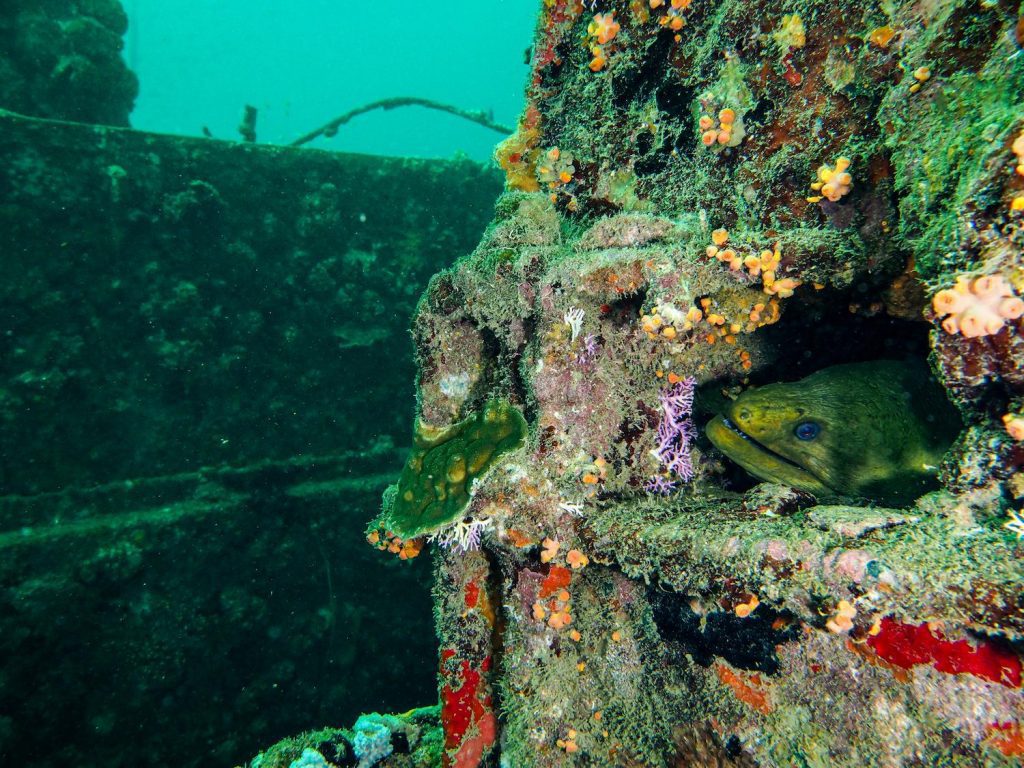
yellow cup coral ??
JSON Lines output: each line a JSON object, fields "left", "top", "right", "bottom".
{"left": 909, "top": 66, "right": 931, "bottom": 94}
{"left": 809, "top": 157, "right": 853, "bottom": 202}
{"left": 774, "top": 13, "right": 806, "bottom": 51}
{"left": 932, "top": 274, "right": 1024, "bottom": 338}
{"left": 867, "top": 26, "right": 897, "bottom": 49}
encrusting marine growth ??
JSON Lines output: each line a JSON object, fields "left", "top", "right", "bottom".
{"left": 342, "top": 0, "right": 1024, "bottom": 765}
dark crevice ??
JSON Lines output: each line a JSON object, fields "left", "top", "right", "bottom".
{"left": 636, "top": 132, "right": 655, "bottom": 156}
{"left": 634, "top": 151, "right": 669, "bottom": 177}
{"left": 483, "top": 546, "right": 507, "bottom": 765}
{"left": 510, "top": 317, "right": 538, "bottom": 426}
{"left": 603, "top": 287, "right": 648, "bottom": 331}
{"left": 748, "top": 284, "right": 930, "bottom": 386}
{"left": 650, "top": 585, "right": 799, "bottom": 673}
{"left": 655, "top": 81, "right": 694, "bottom": 121}
{"left": 743, "top": 97, "right": 772, "bottom": 131}
{"left": 612, "top": 30, "right": 676, "bottom": 110}
{"left": 475, "top": 326, "right": 507, "bottom": 410}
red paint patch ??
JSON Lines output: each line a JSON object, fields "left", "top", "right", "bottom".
{"left": 782, "top": 56, "right": 803, "bottom": 86}
{"left": 440, "top": 654, "right": 496, "bottom": 768}
{"left": 715, "top": 663, "right": 772, "bottom": 714}
{"left": 453, "top": 712, "right": 498, "bottom": 768}
{"left": 867, "top": 618, "right": 1022, "bottom": 688}
{"left": 539, "top": 565, "right": 572, "bottom": 598}
{"left": 442, "top": 660, "right": 482, "bottom": 752}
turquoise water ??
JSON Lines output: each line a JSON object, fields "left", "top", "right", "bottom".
{"left": 123, "top": 0, "right": 536, "bottom": 160}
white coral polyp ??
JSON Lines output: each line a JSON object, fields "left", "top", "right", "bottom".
{"left": 932, "top": 274, "right": 1024, "bottom": 338}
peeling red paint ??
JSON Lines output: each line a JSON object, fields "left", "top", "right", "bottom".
{"left": 442, "top": 660, "right": 482, "bottom": 752}
{"left": 440, "top": 654, "right": 496, "bottom": 768}
{"left": 985, "top": 722, "right": 1024, "bottom": 757}
{"left": 464, "top": 581, "right": 480, "bottom": 609}
{"left": 867, "top": 617, "right": 1022, "bottom": 688}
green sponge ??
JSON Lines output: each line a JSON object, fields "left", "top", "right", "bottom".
{"left": 380, "top": 400, "right": 528, "bottom": 539}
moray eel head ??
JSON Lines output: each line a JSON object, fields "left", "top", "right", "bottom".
{"left": 707, "top": 396, "right": 835, "bottom": 497}
{"left": 706, "top": 360, "right": 961, "bottom": 505}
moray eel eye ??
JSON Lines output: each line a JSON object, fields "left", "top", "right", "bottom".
{"left": 794, "top": 421, "right": 821, "bottom": 441}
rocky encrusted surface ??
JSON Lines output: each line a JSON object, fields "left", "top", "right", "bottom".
{"left": 0, "top": 0, "right": 137, "bottom": 125}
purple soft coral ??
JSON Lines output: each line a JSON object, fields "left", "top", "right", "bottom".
{"left": 432, "top": 518, "right": 491, "bottom": 553}
{"left": 576, "top": 333, "right": 599, "bottom": 366}
{"left": 651, "top": 376, "right": 698, "bottom": 483}
{"left": 644, "top": 475, "right": 678, "bottom": 495}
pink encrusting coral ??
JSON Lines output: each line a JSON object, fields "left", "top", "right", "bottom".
{"left": 932, "top": 274, "right": 1024, "bottom": 338}
{"left": 651, "top": 376, "right": 698, "bottom": 484}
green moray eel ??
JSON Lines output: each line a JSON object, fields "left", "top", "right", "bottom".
{"left": 705, "top": 360, "right": 961, "bottom": 505}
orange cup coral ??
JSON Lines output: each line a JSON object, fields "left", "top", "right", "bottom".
{"left": 932, "top": 274, "right": 1024, "bottom": 338}
{"left": 1002, "top": 414, "right": 1024, "bottom": 441}
{"left": 587, "top": 12, "right": 620, "bottom": 44}
{"left": 809, "top": 157, "right": 853, "bottom": 202}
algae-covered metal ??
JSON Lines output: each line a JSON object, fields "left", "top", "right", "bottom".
{"left": 353, "top": 0, "right": 1024, "bottom": 765}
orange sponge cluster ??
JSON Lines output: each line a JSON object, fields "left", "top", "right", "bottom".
{"left": 650, "top": 0, "right": 692, "bottom": 35}
{"left": 700, "top": 108, "right": 738, "bottom": 147}
{"left": 706, "top": 229, "right": 801, "bottom": 298}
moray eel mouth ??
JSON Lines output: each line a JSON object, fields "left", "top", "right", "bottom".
{"left": 706, "top": 413, "right": 834, "bottom": 497}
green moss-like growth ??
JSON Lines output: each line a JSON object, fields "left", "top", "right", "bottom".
{"left": 381, "top": 400, "right": 527, "bottom": 539}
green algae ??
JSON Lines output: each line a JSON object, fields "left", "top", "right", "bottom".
{"left": 884, "top": 61, "right": 1024, "bottom": 279}
{"left": 379, "top": 399, "right": 528, "bottom": 539}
